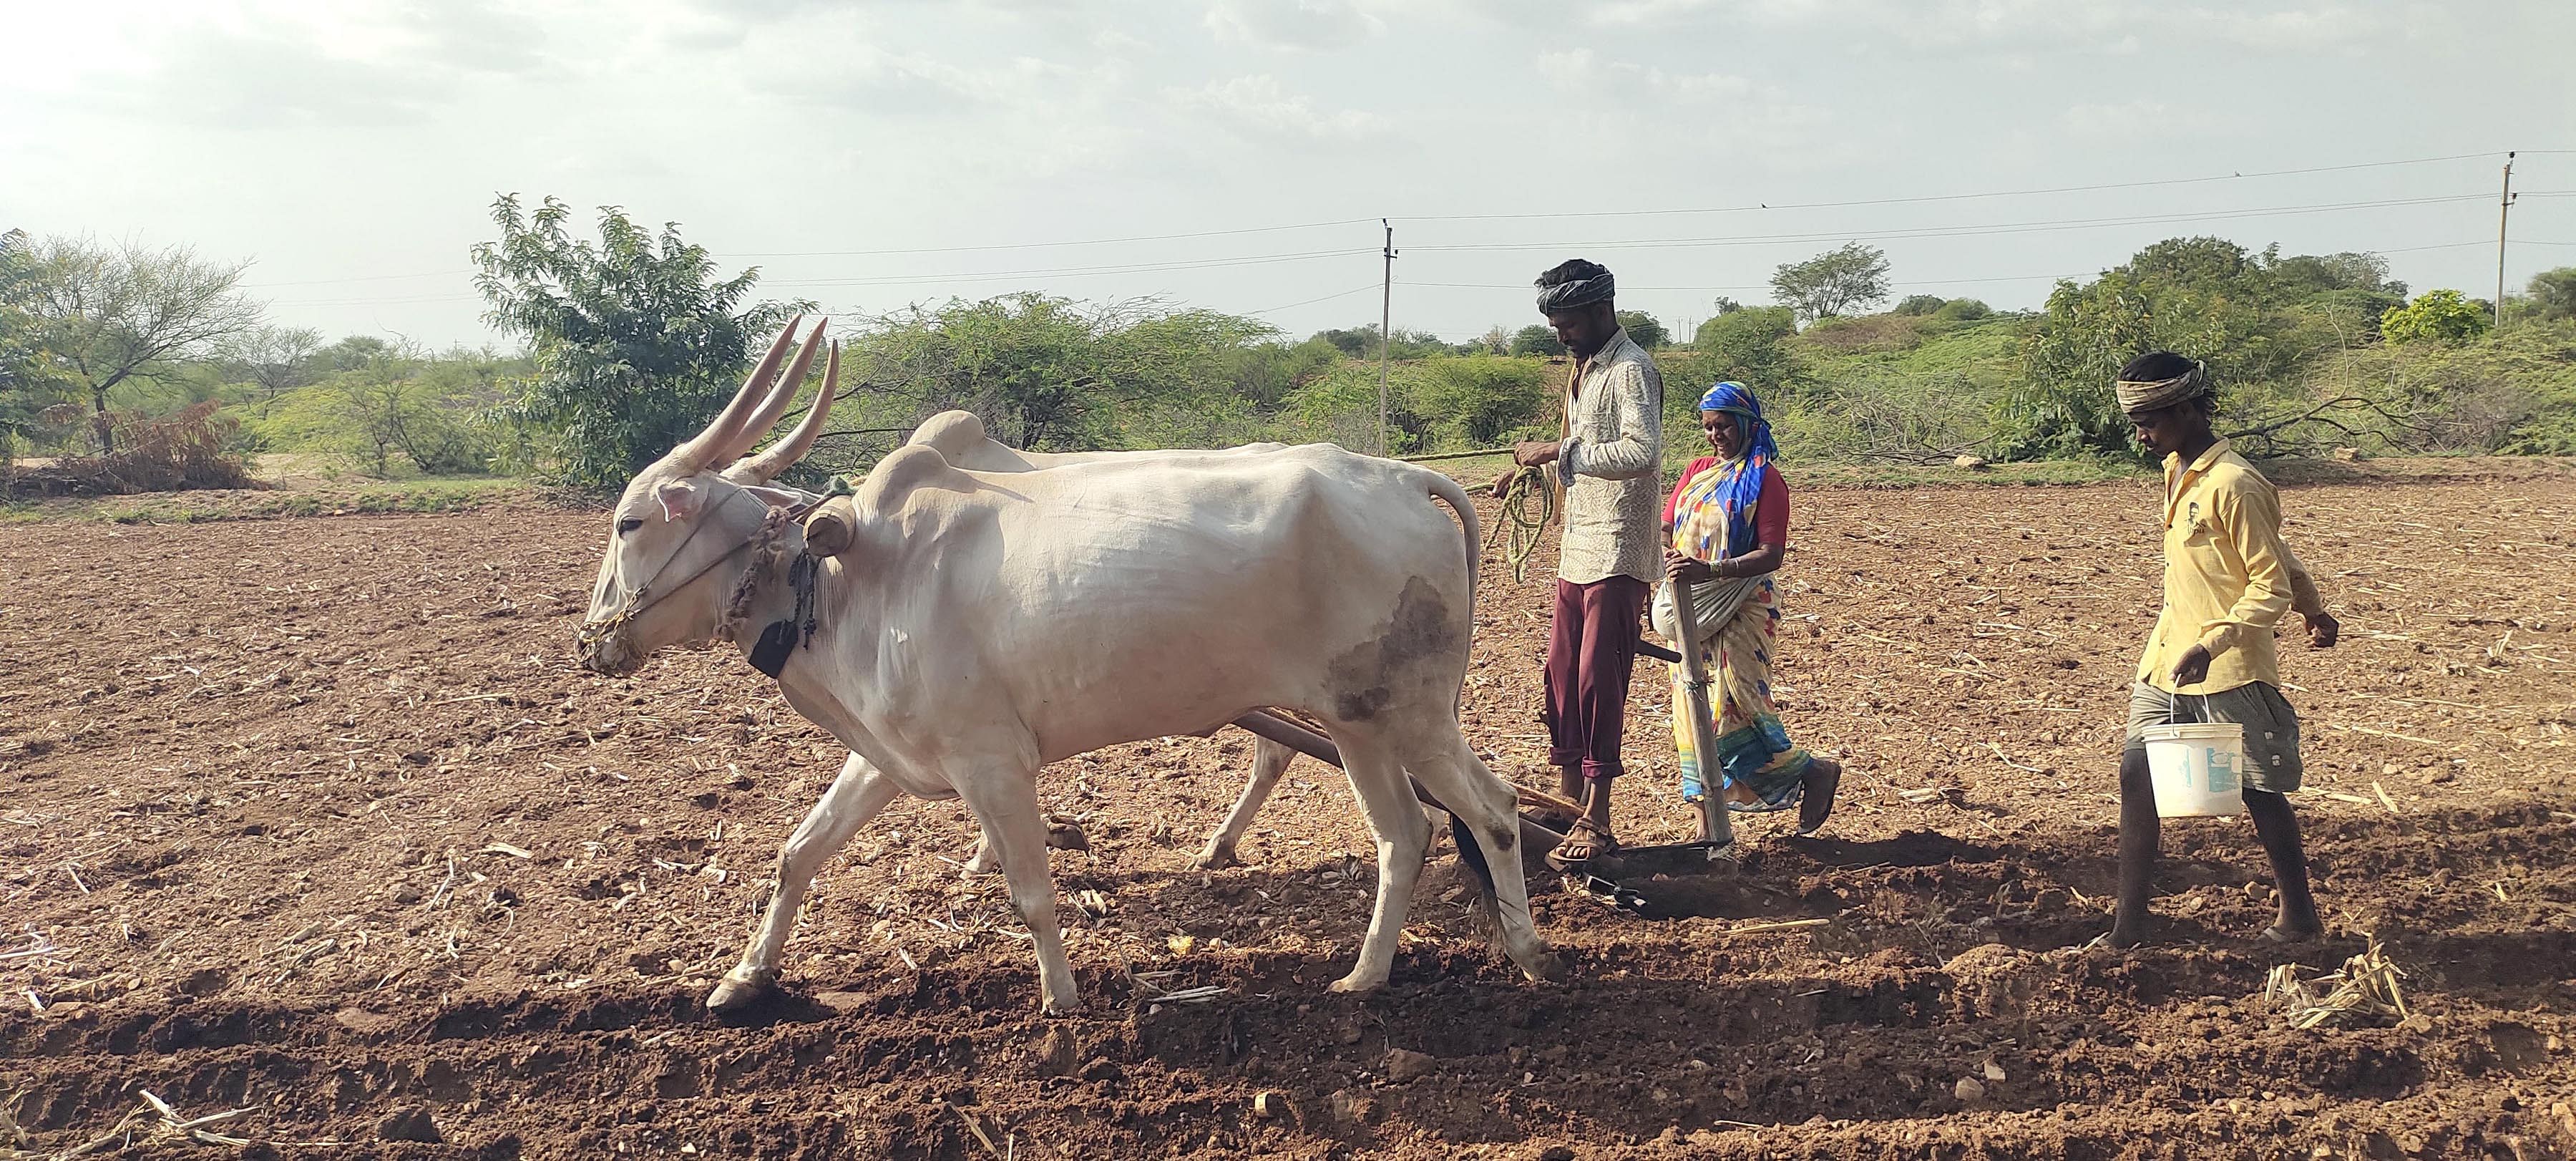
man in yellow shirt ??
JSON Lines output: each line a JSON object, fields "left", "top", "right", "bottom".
{"left": 2109, "top": 351, "right": 2341, "bottom": 948}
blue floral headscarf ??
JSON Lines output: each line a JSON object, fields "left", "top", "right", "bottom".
{"left": 1688, "top": 381, "right": 1777, "bottom": 555}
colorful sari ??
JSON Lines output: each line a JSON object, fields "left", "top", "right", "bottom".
{"left": 1662, "top": 394, "right": 1813, "bottom": 811}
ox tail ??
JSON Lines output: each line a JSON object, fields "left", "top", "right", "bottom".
{"left": 1421, "top": 467, "right": 1505, "bottom": 913}
{"left": 1422, "top": 470, "right": 1482, "bottom": 616}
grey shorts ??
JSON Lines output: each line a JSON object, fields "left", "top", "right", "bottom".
{"left": 2122, "top": 681, "right": 2304, "bottom": 793}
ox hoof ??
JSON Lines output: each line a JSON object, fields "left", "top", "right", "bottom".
{"left": 706, "top": 968, "right": 778, "bottom": 1012}
{"left": 1515, "top": 950, "right": 1567, "bottom": 983}
{"left": 1325, "top": 973, "right": 1386, "bottom": 995}
{"left": 962, "top": 848, "right": 1000, "bottom": 876}
{"left": 1188, "top": 846, "right": 1241, "bottom": 871}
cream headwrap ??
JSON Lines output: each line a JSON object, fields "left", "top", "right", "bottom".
{"left": 2114, "top": 361, "right": 2210, "bottom": 413}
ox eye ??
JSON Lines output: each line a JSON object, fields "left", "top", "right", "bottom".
{"left": 617, "top": 518, "right": 643, "bottom": 535}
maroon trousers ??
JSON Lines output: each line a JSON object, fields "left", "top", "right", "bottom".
{"left": 1542, "top": 575, "right": 1650, "bottom": 782}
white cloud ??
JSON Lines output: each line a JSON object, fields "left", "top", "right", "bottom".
{"left": 1174, "top": 74, "right": 1384, "bottom": 142}
{"left": 1204, "top": 0, "right": 1382, "bottom": 50}
{"left": 1534, "top": 50, "right": 1752, "bottom": 105}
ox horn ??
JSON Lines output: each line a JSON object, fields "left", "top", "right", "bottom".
{"left": 673, "top": 317, "right": 806, "bottom": 470}
{"left": 729, "top": 340, "right": 839, "bottom": 483}
{"left": 721, "top": 317, "right": 828, "bottom": 467}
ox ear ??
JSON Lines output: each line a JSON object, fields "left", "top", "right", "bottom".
{"left": 740, "top": 485, "right": 807, "bottom": 509}
{"left": 655, "top": 479, "right": 705, "bottom": 523}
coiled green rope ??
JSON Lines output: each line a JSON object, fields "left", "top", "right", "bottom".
{"left": 1486, "top": 465, "right": 1557, "bottom": 585}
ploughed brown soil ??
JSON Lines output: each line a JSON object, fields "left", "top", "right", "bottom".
{"left": 4, "top": 475, "right": 2572, "bottom": 1160}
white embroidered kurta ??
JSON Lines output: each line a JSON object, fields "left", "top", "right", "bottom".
{"left": 1553, "top": 328, "right": 1665, "bottom": 585}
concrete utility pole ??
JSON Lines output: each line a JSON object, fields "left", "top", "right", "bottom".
{"left": 1377, "top": 220, "right": 1395, "bottom": 456}
{"left": 2496, "top": 152, "right": 2517, "bottom": 327}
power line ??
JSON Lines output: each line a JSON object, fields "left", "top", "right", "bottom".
{"left": 1407, "top": 194, "right": 2497, "bottom": 253}
{"left": 760, "top": 247, "right": 1376, "bottom": 289}
{"left": 1244, "top": 282, "right": 1382, "bottom": 316}
{"left": 1396, "top": 151, "right": 2521, "bottom": 225}
{"left": 235, "top": 152, "right": 2575, "bottom": 290}
{"left": 719, "top": 217, "right": 1379, "bottom": 258}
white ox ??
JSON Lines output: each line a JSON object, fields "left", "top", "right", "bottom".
{"left": 901, "top": 410, "right": 1302, "bottom": 874}
{"left": 575, "top": 322, "right": 1559, "bottom": 1013}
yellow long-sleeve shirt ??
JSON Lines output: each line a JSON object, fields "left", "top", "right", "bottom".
{"left": 2137, "top": 438, "right": 2322, "bottom": 695}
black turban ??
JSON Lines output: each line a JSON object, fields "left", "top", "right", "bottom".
{"left": 1535, "top": 270, "right": 1614, "bottom": 313}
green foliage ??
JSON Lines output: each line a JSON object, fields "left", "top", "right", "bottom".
{"left": 2302, "top": 319, "right": 2576, "bottom": 454}
{"left": 0, "top": 229, "right": 63, "bottom": 459}
{"left": 1692, "top": 306, "right": 1803, "bottom": 395}
{"left": 1508, "top": 325, "right": 1565, "bottom": 356}
{"left": 1771, "top": 243, "right": 1891, "bottom": 323}
{"left": 10, "top": 234, "right": 263, "bottom": 455}
{"left": 215, "top": 325, "right": 323, "bottom": 419}
{"left": 1615, "top": 311, "right": 1668, "bottom": 349}
{"left": 1932, "top": 298, "right": 1992, "bottom": 324}
{"left": 1407, "top": 355, "right": 1552, "bottom": 448}
{"left": 2529, "top": 267, "right": 2576, "bottom": 322}
{"left": 1309, "top": 325, "right": 1452, "bottom": 360}
{"left": 258, "top": 346, "right": 505, "bottom": 476}
{"left": 852, "top": 293, "right": 1278, "bottom": 454}
{"left": 471, "top": 194, "right": 810, "bottom": 487}
{"left": 2382, "top": 289, "right": 2492, "bottom": 346}
{"left": 1892, "top": 294, "right": 1946, "bottom": 316}
{"left": 2004, "top": 238, "right": 2368, "bottom": 458}
{"left": 1221, "top": 335, "right": 1341, "bottom": 408}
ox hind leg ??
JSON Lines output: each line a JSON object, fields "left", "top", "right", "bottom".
{"left": 968, "top": 732, "right": 1296, "bottom": 875}
{"left": 711, "top": 753, "right": 901, "bottom": 1011}
{"left": 1329, "top": 729, "right": 1436, "bottom": 994}
{"left": 1403, "top": 732, "right": 1562, "bottom": 983}
{"left": 950, "top": 764, "right": 1080, "bottom": 1014}
{"left": 1195, "top": 735, "right": 1294, "bottom": 870}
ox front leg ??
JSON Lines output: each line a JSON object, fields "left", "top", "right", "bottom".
{"left": 1330, "top": 736, "right": 1433, "bottom": 994}
{"left": 1407, "top": 737, "right": 1563, "bottom": 984}
{"left": 710, "top": 754, "right": 899, "bottom": 1011}
{"left": 1194, "top": 736, "right": 1294, "bottom": 870}
{"left": 957, "top": 773, "right": 1080, "bottom": 1014}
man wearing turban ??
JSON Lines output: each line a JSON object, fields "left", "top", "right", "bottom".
{"left": 2110, "top": 350, "right": 2341, "bottom": 947}
{"left": 1503, "top": 258, "right": 1663, "bottom": 865}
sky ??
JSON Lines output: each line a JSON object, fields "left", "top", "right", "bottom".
{"left": 4, "top": 0, "right": 2573, "bottom": 350}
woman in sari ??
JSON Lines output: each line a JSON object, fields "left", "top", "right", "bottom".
{"left": 1656, "top": 381, "right": 1841, "bottom": 839}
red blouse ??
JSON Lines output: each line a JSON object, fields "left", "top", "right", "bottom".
{"left": 1663, "top": 457, "right": 1790, "bottom": 550}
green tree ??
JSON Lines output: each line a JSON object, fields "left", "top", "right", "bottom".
{"left": 856, "top": 293, "right": 1276, "bottom": 452}
{"left": 261, "top": 346, "right": 494, "bottom": 476}
{"left": 1, "top": 229, "right": 64, "bottom": 460}
{"left": 2525, "top": 266, "right": 2576, "bottom": 322}
{"left": 218, "top": 324, "right": 323, "bottom": 418}
{"left": 2382, "top": 289, "right": 2492, "bottom": 346}
{"left": 2004, "top": 237, "right": 2358, "bottom": 457}
{"left": 1222, "top": 334, "right": 1342, "bottom": 408}
{"left": 472, "top": 194, "right": 809, "bottom": 487}
{"left": 1771, "top": 243, "right": 1891, "bottom": 323}
{"left": 1407, "top": 355, "right": 1551, "bottom": 448}
{"left": 1615, "top": 310, "right": 1668, "bottom": 349}
{"left": 1892, "top": 294, "right": 1947, "bottom": 316}
{"left": 14, "top": 235, "right": 263, "bottom": 454}
{"left": 1692, "top": 306, "right": 1802, "bottom": 393}
{"left": 1508, "top": 324, "right": 1565, "bottom": 356}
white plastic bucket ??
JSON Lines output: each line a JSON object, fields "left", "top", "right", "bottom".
{"left": 2140, "top": 722, "right": 2247, "bottom": 817}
